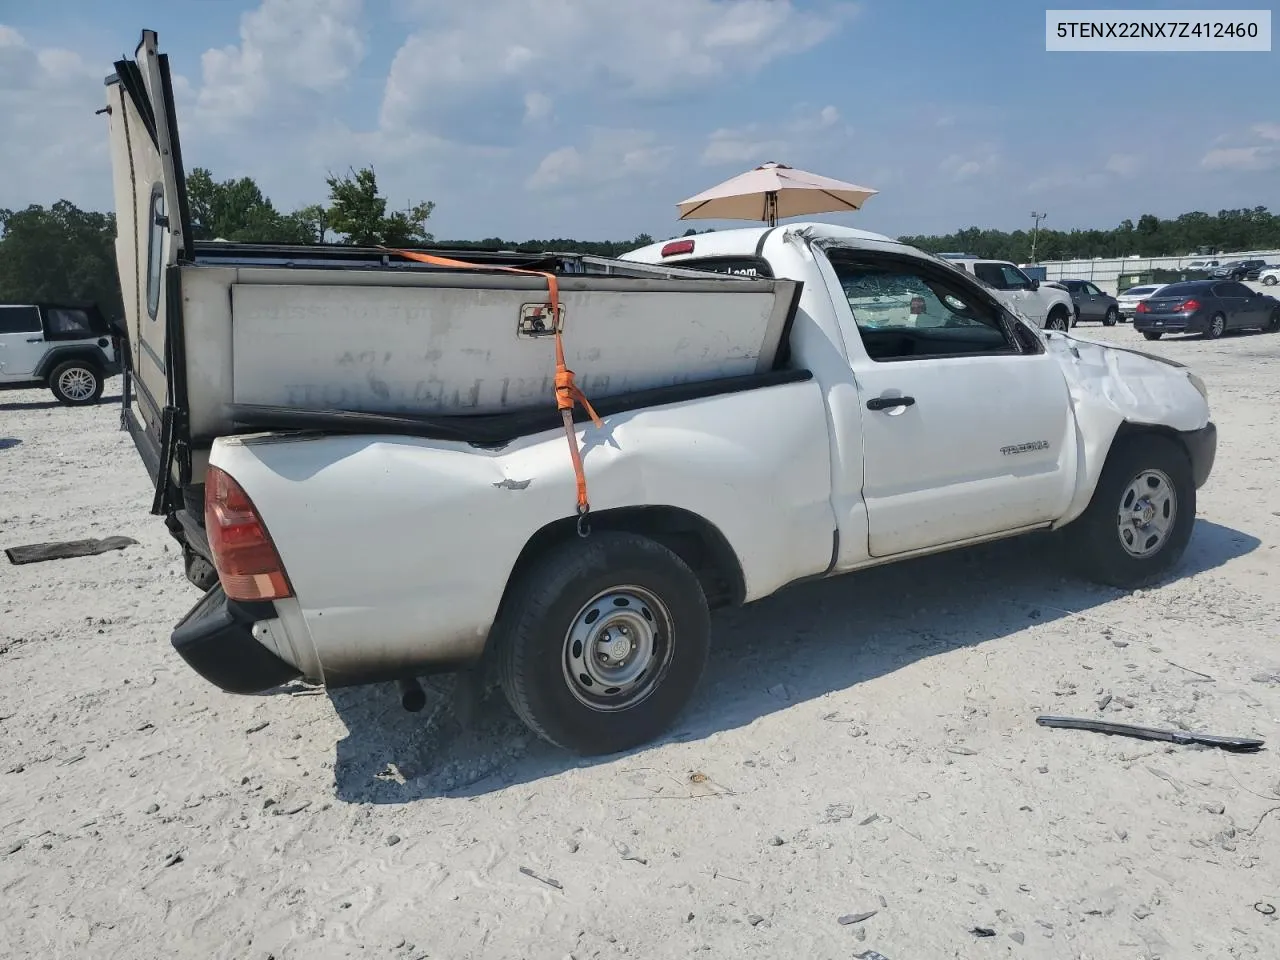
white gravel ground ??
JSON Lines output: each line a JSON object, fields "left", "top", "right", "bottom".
{"left": 2, "top": 323, "right": 1279, "bottom": 960}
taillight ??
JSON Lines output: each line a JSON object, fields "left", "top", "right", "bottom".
{"left": 661, "top": 239, "right": 695, "bottom": 257}
{"left": 204, "top": 465, "right": 293, "bottom": 602}
{"left": 1178, "top": 299, "right": 1201, "bottom": 312}
{"left": 1136, "top": 302, "right": 1149, "bottom": 313}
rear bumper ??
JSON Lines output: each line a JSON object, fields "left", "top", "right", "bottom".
{"left": 1180, "top": 421, "right": 1217, "bottom": 489}
{"left": 170, "top": 585, "right": 301, "bottom": 694}
{"left": 1133, "top": 315, "right": 1200, "bottom": 333}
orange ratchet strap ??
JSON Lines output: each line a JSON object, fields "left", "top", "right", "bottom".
{"left": 386, "top": 248, "right": 603, "bottom": 534}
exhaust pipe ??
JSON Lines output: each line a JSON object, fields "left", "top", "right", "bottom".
{"left": 397, "top": 676, "right": 427, "bottom": 713}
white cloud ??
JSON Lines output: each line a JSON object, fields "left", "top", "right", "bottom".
{"left": 1103, "top": 152, "right": 1142, "bottom": 176}
{"left": 699, "top": 105, "right": 850, "bottom": 168}
{"left": 523, "top": 91, "right": 553, "bottom": 124}
{"left": 0, "top": 26, "right": 105, "bottom": 210}
{"left": 1251, "top": 121, "right": 1280, "bottom": 142}
{"left": 701, "top": 127, "right": 789, "bottom": 167}
{"left": 381, "top": 0, "right": 855, "bottom": 132}
{"left": 1200, "top": 121, "right": 1280, "bottom": 172}
{"left": 194, "top": 0, "right": 365, "bottom": 130}
{"left": 939, "top": 146, "right": 1001, "bottom": 182}
{"left": 1201, "top": 145, "right": 1278, "bottom": 172}
{"left": 527, "top": 129, "right": 673, "bottom": 191}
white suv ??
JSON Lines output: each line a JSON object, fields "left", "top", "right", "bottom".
{"left": 940, "top": 257, "right": 1075, "bottom": 331}
{"left": 0, "top": 303, "right": 122, "bottom": 405}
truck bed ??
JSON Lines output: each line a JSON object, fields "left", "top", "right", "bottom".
{"left": 174, "top": 243, "right": 801, "bottom": 442}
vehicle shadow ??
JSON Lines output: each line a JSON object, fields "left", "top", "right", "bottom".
{"left": 328, "top": 519, "right": 1259, "bottom": 805}
{"left": 0, "top": 394, "right": 122, "bottom": 412}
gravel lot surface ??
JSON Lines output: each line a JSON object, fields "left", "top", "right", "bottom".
{"left": 2, "top": 323, "right": 1278, "bottom": 959}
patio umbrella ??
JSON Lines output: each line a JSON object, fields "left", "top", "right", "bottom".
{"left": 676, "top": 161, "right": 878, "bottom": 227}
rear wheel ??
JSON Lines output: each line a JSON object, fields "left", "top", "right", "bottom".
{"left": 1102, "top": 306, "right": 1118, "bottom": 327}
{"left": 495, "top": 531, "right": 710, "bottom": 755}
{"left": 1142, "top": 331, "right": 1163, "bottom": 341}
{"left": 48, "top": 360, "right": 103, "bottom": 406}
{"left": 1206, "top": 313, "right": 1226, "bottom": 339}
{"left": 1061, "top": 432, "right": 1195, "bottom": 589}
{"left": 1263, "top": 275, "right": 1277, "bottom": 286}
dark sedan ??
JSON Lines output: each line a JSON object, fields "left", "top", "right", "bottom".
{"left": 1209, "top": 259, "right": 1268, "bottom": 281}
{"left": 1136, "top": 280, "right": 1274, "bottom": 340}
{"left": 1056, "top": 278, "right": 1121, "bottom": 325}
{"left": 1134, "top": 280, "right": 1280, "bottom": 340}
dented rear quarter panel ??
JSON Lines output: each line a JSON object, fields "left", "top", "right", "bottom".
{"left": 208, "top": 378, "right": 836, "bottom": 685}
{"left": 1045, "top": 331, "right": 1212, "bottom": 527}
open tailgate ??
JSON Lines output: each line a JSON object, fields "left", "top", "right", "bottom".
{"left": 104, "top": 29, "right": 193, "bottom": 508}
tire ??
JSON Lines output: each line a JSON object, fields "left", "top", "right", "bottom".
{"left": 1046, "top": 308, "right": 1071, "bottom": 332}
{"left": 1061, "top": 432, "right": 1195, "bottom": 589}
{"left": 48, "top": 359, "right": 104, "bottom": 406}
{"left": 1102, "top": 307, "right": 1118, "bottom": 327}
{"left": 1263, "top": 275, "right": 1277, "bottom": 286}
{"left": 495, "top": 531, "right": 710, "bottom": 755}
{"left": 1073, "top": 306, "right": 1081, "bottom": 327}
{"left": 1205, "top": 313, "right": 1226, "bottom": 339}
{"left": 1142, "top": 331, "right": 1163, "bottom": 341}
{"left": 1267, "top": 309, "right": 1280, "bottom": 333}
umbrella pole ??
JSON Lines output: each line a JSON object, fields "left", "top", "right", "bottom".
{"left": 766, "top": 191, "right": 777, "bottom": 227}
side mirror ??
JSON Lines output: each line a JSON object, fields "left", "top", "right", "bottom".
{"left": 1028, "top": 279, "right": 1040, "bottom": 291}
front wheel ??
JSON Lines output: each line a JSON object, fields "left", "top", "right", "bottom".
{"left": 1061, "top": 433, "right": 1195, "bottom": 589}
{"left": 1263, "top": 275, "right": 1278, "bottom": 286}
{"left": 1267, "top": 309, "right": 1280, "bottom": 333}
{"left": 1142, "top": 331, "right": 1163, "bottom": 341}
{"left": 48, "top": 360, "right": 104, "bottom": 405}
{"left": 1103, "top": 307, "right": 1118, "bottom": 327}
{"left": 495, "top": 531, "right": 710, "bottom": 755}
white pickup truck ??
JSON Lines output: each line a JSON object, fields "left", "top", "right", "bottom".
{"left": 104, "top": 31, "right": 1216, "bottom": 755}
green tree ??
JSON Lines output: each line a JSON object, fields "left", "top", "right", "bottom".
{"left": 0, "top": 201, "right": 123, "bottom": 320}
{"left": 187, "top": 167, "right": 301, "bottom": 242}
{"left": 324, "top": 166, "right": 435, "bottom": 246}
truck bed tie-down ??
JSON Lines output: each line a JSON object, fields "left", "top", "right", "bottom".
{"left": 388, "top": 247, "right": 604, "bottom": 532}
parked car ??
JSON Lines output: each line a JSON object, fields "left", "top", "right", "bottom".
{"left": 1133, "top": 280, "right": 1280, "bottom": 340}
{"left": 1209, "top": 259, "right": 1268, "bottom": 281}
{"left": 0, "top": 302, "right": 122, "bottom": 404}
{"left": 943, "top": 257, "right": 1076, "bottom": 330}
{"left": 1056, "top": 279, "right": 1121, "bottom": 326}
{"left": 1116, "top": 283, "right": 1167, "bottom": 321}
{"left": 1183, "top": 259, "right": 1219, "bottom": 273}
{"left": 1258, "top": 265, "right": 1280, "bottom": 286}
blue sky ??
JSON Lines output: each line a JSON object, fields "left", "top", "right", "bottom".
{"left": 1, "top": 0, "right": 1276, "bottom": 241}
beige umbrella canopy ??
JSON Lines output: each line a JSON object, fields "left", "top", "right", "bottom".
{"left": 677, "top": 161, "right": 878, "bottom": 227}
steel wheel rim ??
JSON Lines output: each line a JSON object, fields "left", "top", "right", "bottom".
{"left": 562, "top": 585, "right": 674, "bottom": 712}
{"left": 1117, "top": 468, "right": 1177, "bottom": 559}
{"left": 58, "top": 367, "right": 96, "bottom": 401}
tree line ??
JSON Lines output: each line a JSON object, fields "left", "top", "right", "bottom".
{"left": 3, "top": 164, "right": 1278, "bottom": 319}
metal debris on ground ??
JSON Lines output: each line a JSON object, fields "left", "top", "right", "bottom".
{"left": 1035, "top": 715, "right": 1264, "bottom": 752}
{"left": 5, "top": 536, "right": 138, "bottom": 565}
{"left": 838, "top": 910, "right": 878, "bottom": 925}
{"left": 971, "top": 926, "right": 996, "bottom": 937}
{"left": 518, "top": 866, "right": 563, "bottom": 890}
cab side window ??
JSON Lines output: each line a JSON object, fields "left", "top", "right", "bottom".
{"left": 829, "top": 257, "right": 1020, "bottom": 362}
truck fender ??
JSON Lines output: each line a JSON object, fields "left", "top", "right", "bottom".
{"left": 488, "top": 505, "right": 747, "bottom": 656}
{"left": 33, "top": 344, "right": 113, "bottom": 381}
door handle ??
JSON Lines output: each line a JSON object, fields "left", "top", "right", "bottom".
{"left": 867, "top": 395, "right": 916, "bottom": 411}
{"left": 27, "top": 338, "right": 42, "bottom": 343}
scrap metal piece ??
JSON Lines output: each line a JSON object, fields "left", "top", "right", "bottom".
{"left": 1036, "top": 715, "right": 1263, "bottom": 752}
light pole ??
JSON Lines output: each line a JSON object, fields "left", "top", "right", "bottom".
{"left": 1030, "top": 211, "right": 1047, "bottom": 263}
